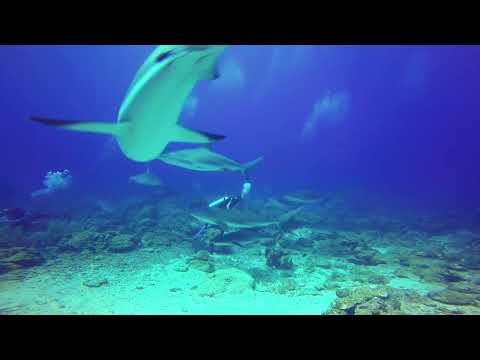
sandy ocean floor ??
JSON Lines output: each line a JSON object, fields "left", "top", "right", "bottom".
{"left": 2, "top": 241, "right": 477, "bottom": 315}
{"left": 2, "top": 194, "right": 480, "bottom": 315}
{"left": 0, "top": 248, "right": 336, "bottom": 315}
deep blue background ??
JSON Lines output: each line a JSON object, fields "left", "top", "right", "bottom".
{"left": 1, "top": 45, "right": 479, "bottom": 211}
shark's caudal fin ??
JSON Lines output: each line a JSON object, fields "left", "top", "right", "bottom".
{"left": 170, "top": 124, "right": 225, "bottom": 144}
{"left": 31, "top": 117, "right": 126, "bottom": 136}
{"left": 242, "top": 156, "right": 264, "bottom": 170}
{"left": 241, "top": 156, "right": 264, "bottom": 173}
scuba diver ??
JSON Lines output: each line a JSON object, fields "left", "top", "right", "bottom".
{"left": 192, "top": 172, "right": 253, "bottom": 251}
{"left": 207, "top": 172, "right": 252, "bottom": 210}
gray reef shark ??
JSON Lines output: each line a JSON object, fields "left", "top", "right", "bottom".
{"left": 191, "top": 206, "right": 302, "bottom": 235}
{"left": 129, "top": 167, "right": 164, "bottom": 187}
{"left": 283, "top": 190, "right": 325, "bottom": 205}
{"left": 158, "top": 147, "right": 263, "bottom": 175}
{"left": 31, "top": 45, "right": 229, "bottom": 162}
{"left": 191, "top": 209, "right": 278, "bottom": 235}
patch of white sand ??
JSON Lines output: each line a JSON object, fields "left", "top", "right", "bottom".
{"left": 0, "top": 253, "right": 337, "bottom": 315}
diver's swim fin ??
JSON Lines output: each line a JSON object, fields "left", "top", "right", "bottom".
{"left": 30, "top": 117, "right": 126, "bottom": 136}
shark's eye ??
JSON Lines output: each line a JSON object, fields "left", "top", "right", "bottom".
{"left": 156, "top": 50, "right": 174, "bottom": 63}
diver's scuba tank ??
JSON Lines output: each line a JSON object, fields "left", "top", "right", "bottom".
{"left": 208, "top": 196, "right": 230, "bottom": 208}
{"left": 209, "top": 196, "right": 241, "bottom": 210}
{"left": 209, "top": 182, "right": 252, "bottom": 210}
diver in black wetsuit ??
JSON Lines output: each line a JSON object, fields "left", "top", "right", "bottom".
{"left": 207, "top": 172, "right": 252, "bottom": 210}
{"left": 192, "top": 172, "right": 253, "bottom": 251}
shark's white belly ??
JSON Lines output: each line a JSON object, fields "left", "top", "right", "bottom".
{"left": 116, "top": 69, "right": 196, "bottom": 162}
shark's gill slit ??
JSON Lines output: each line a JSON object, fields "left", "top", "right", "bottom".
{"left": 156, "top": 50, "right": 174, "bottom": 63}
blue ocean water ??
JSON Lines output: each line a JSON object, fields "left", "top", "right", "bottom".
{"left": 1, "top": 45, "right": 480, "bottom": 315}
{"left": 1, "top": 45, "right": 479, "bottom": 209}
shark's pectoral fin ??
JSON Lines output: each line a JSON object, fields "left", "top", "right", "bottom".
{"left": 30, "top": 117, "right": 127, "bottom": 137}
{"left": 170, "top": 124, "right": 225, "bottom": 144}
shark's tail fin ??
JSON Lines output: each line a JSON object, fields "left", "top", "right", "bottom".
{"left": 240, "top": 156, "right": 264, "bottom": 178}
{"left": 30, "top": 117, "right": 126, "bottom": 137}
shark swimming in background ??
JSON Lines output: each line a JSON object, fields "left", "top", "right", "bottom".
{"left": 283, "top": 190, "right": 326, "bottom": 205}
{"left": 31, "top": 45, "right": 229, "bottom": 162}
{"left": 129, "top": 167, "right": 164, "bottom": 187}
{"left": 190, "top": 206, "right": 303, "bottom": 235}
{"left": 191, "top": 209, "right": 278, "bottom": 235}
{"left": 157, "top": 147, "right": 264, "bottom": 176}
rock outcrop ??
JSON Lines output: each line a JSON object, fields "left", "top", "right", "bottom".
{"left": 196, "top": 268, "right": 256, "bottom": 297}
{"left": 108, "top": 234, "right": 138, "bottom": 253}
{"left": 0, "top": 247, "right": 45, "bottom": 272}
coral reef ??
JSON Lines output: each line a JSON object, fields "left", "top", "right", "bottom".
{"left": 2, "top": 190, "right": 480, "bottom": 314}
{"left": 265, "top": 246, "right": 294, "bottom": 270}
{"left": 281, "top": 227, "right": 315, "bottom": 248}
{"left": 0, "top": 247, "right": 45, "bottom": 272}
{"left": 349, "top": 246, "right": 387, "bottom": 266}
{"left": 108, "top": 234, "right": 138, "bottom": 253}
{"left": 60, "top": 230, "right": 98, "bottom": 252}
{"left": 327, "top": 286, "right": 396, "bottom": 315}
{"left": 188, "top": 251, "right": 215, "bottom": 273}
{"left": 428, "top": 290, "right": 478, "bottom": 306}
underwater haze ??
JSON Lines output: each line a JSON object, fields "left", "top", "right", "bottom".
{"left": 1, "top": 45, "right": 480, "bottom": 315}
